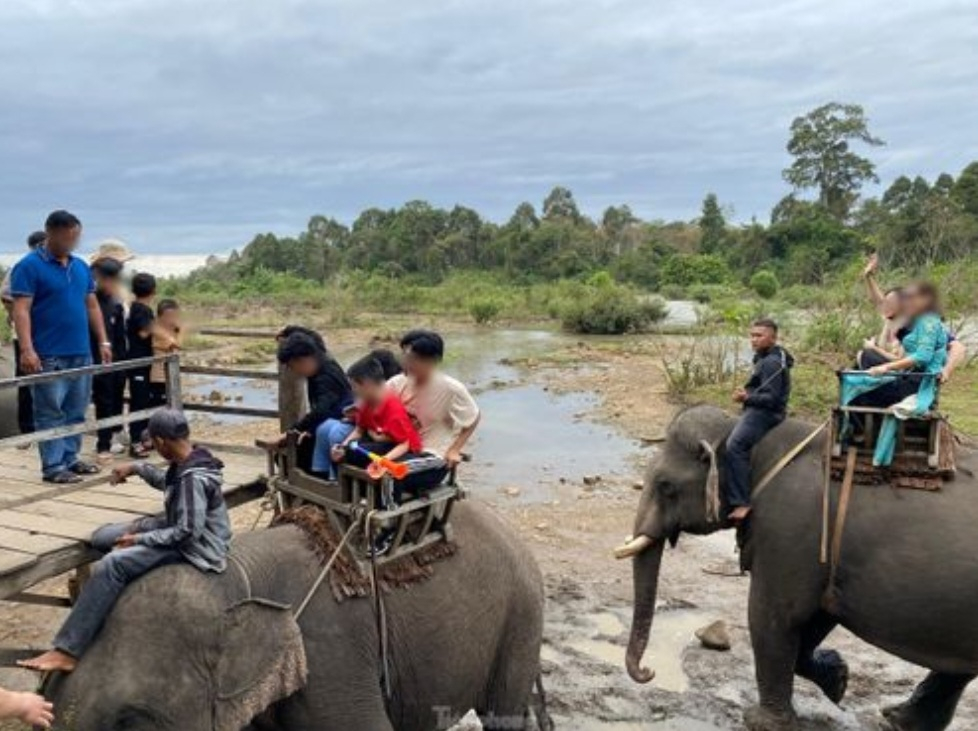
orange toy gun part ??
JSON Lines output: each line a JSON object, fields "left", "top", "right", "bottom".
{"left": 350, "top": 443, "right": 409, "bottom": 480}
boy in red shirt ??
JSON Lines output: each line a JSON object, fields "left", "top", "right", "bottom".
{"left": 332, "top": 354, "right": 425, "bottom": 492}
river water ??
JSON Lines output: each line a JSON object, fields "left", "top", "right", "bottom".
{"left": 187, "top": 303, "right": 700, "bottom": 502}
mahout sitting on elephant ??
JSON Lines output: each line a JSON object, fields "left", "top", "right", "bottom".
{"left": 42, "top": 501, "right": 545, "bottom": 731}
{"left": 617, "top": 404, "right": 978, "bottom": 731}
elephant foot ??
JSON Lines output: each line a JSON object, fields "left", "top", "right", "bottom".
{"left": 881, "top": 702, "right": 948, "bottom": 731}
{"left": 744, "top": 704, "right": 800, "bottom": 731}
{"left": 812, "top": 649, "right": 849, "bottom": 705}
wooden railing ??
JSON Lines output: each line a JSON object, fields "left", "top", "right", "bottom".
{"left": 0, "top": 327, "right": 308, "bottom": 448}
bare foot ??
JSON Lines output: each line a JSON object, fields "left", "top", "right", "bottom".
{"left": 17, "top": 649, "right": 77, "bottom": 673}
{"left": 728, "top": 506, "right": 752, "bottom": 523}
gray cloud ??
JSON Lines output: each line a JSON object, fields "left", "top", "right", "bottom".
{"left": 0, "top": 0, "right": 976, "bottom": 255}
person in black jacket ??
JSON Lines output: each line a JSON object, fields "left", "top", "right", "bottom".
{"left": 724, "top": 318, "right": 794, "bottom": 523}
{"left": 276, "top": 332, "right": 354, "bottom": 469}
{"left": 90, "top": 257, "right": 129, "bottom": 461}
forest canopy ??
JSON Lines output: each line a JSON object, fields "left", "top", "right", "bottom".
{"left": 186, "top": 104, "right": 978, "bottom": 294}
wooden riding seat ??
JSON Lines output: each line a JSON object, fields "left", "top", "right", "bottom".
{"left": 257, "top": 434, "right": 465, "bottom": 568}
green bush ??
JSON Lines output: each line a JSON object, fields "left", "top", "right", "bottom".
{"left": 659, "top": 284, "right": 687, "bottom": 300}
{"left": 803, "top": 309, "right": 876, "bottom": 355}
{"left": 659, "top": 254, "right": 732, "bottom": 288}
{"left": 468, "top": 297, "right": 502, "bottom": 324}
{"left": 749, "top": 270, "right": 780, "bottom": 299}
{"left": 561, "top": 286, "right": 668, "bottom": 334}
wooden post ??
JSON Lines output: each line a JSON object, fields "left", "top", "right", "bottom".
{"left": 165, "top": 355, "right": 183, "bottom": 410}
{"left": 278, "top": 363, "right": 306, "bottom": 432}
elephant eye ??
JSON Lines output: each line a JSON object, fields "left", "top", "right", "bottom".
{"left": 656, "top": 480, "right": 678, "bottom": 499}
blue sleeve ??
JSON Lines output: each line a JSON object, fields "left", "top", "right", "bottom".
{"left": 81, "top": 261, "right": 95, "bottom": 294}
{"left": 9, "top": 259, "right": 36, "bottom": 298}
{"left": 909, "top": 316, "right": 942, "bottom": 368}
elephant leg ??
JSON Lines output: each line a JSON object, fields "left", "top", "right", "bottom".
{"left": 881, "top": 671, "right": 975, "bottom": 731}
{"left": 793, "top": 611, "right": 848, "bottom": 704}
{"left": 477, "top": 622, "right": 543, "bottom": 731}
{"left": 744, "top": 584, "right": 801, "bottom": 731}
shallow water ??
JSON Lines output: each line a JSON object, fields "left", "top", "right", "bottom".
{"left": 545, "top": 605, "right": 706, "bottom": 695}
{"left": 187, "top": 327, "right": 648, "bottom": 502}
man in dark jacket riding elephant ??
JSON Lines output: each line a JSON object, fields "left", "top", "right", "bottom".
{"left": 725, "top": 318, "right": 794, "bottom": 522}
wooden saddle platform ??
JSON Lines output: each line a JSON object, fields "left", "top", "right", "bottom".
{"left": 259, "top": 435, "right": 465, "bottom": 572}
{"left": 829, "top": 406, "right": 956, "bottom": 491}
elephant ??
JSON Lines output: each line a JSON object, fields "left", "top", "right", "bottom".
{"left": 43, "top": 501, "right": 545, "bottom": 731}
{"left": 616, "top": 404, "right": 978, "bottom": 731}
{"left": 0, "top": 344, "right": 20, "bottom": 438}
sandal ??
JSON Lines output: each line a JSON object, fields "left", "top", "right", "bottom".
{"left": 43, "top": 471, "right": 83, "bottom": 485}
{"left": 129, "top": 444, "right": 151, "bottom": 459}
{"left": 69, "top": 461, "right": 101, "bottom": 476}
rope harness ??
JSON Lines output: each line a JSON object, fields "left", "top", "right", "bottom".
{"left": 289, "top": 509, "right": 394, "bottom": 702}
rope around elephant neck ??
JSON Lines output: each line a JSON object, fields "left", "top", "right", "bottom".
{"left": 294, "top": 521, "right": 360, "bottom": 621}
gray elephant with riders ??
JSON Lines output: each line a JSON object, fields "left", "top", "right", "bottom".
{"left": 619, "top": 276, "right": 978, "bottom": 731}
{"left": 19, "top": 329, "right": 549, "bottom": 731}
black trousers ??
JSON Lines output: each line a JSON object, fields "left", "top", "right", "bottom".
{"left": 853, "top": 350, "right": 920, "bottom": 408}
{"left": 13, "top": 340, "right": 33, "bottom": 434}
{"left": 92, "top": 371, "right": 126, "bottom": 453}
{"left": 345, "top": 441, "right": 449, "bottom": 505}
{"left": 128, "top": 367, "right": 152, "bottom": 444}
{"left": 723, "top": 408, "right": 784, "bottom": 509}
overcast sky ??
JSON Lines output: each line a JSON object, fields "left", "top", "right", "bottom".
{"left": 1, "top": 0, "right": 976, "bottom": 257}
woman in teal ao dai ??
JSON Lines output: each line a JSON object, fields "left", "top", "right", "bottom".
{"left": 841, "top": 283, "right": 948, "bottom": 466}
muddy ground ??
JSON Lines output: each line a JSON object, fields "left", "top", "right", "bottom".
{"left": 0, "top": 325, "right": 975, "bottom": 730}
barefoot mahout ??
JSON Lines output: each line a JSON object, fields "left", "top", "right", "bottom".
{"left": 616, "top": 405, "right": 978, "bottom": 731}
{"left": 40, "top": 501, "right": 544, "bottom": 731}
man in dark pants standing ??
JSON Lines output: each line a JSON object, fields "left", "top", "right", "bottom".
{"left": 724, "top": 319, "right": 794, "bottom": 523}
{"left": 1, "top": 231, "right": 46, "bottom": 437}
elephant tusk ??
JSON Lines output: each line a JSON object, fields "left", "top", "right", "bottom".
{"left": 614, "top": 535, "right": 654, "bottom": 560}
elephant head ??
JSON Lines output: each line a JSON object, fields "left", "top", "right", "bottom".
{"left": 45, "top": 567, "right": 307, "bottom": 731}
{"left": 614, "top": 405, "right": 735, "bottom": 684}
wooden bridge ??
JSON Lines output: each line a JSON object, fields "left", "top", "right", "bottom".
{"left": 0, "top": 329, "right": 302, "bottom": 606}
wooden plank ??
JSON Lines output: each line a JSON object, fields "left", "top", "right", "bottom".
{"left": 184, "top": 403, "right": 279, "bottom": 419}
{"left": 0, "top": 543, "right": 99, "bottom": 600}
{"left": 181, "top": 365, "right": 278, "bottom": 381}
{"left": 0, "top": 527, "right": 75, "bottom": 556}
{"left": 0, "top": 511, "right": 102, "bottom": 541}
{"left": 197, "top": 328, "right": 279, "bottom": 339}
{"left": 53, "top": 492, "right": 161, "bottom": 516}
{"left": 0, "top": 408, "right": 161, "bottom": 450}
{"left": 0, "top": 549, "right": 38, "bottom": 576}
{"left": 16, "top": 500, "right": 146, "bottom": 527}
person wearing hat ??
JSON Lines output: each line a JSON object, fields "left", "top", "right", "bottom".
{"left": 90, "top": 241, "right": 133, "bottom": 462}
{"left": 1, "top": 231, "right": 46, "bottom": 438}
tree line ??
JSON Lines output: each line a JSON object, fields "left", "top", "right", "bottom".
{"left": 189, "top": 103, "right": 978, "bottom": 294}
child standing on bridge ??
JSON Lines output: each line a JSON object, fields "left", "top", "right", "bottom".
{"left": 19, "top": 409, "right": 231, "bottom": 673}
{"left": 126, "top": 272, "right": 157, "bottom": 458}
{"left": 149, "top": 298, "right": 183, "bottom": 405}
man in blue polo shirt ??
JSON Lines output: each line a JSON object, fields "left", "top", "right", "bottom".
{"left": 10, "top": 211, "right": 113, "bottom": 483}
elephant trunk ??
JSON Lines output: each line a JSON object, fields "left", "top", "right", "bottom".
{"left": 625, "top": 537, "right": 664, "bottom": 684}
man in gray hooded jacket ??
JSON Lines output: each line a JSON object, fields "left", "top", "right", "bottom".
{"left": 19, "top": 409, "right": 231, "bottom": 673}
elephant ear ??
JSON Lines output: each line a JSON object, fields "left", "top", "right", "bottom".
{"left": 214, "top": 598, "right": 308, "bottom": 731}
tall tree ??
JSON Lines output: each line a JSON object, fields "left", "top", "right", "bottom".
{"left": 953, "top": 162, "right": 978, "bottom": 217}
{"left": 698, "top": 193, "right": 727, "bottom": 254}
{"left": 542, "top": 186, "right": 581, "bottom": 223}
{"left": 783, "top": 102, "right": 885, "bottom": 220}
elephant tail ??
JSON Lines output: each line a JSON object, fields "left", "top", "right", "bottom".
{"left": 531, "top": 674, "right": 554, "bottom": 731}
